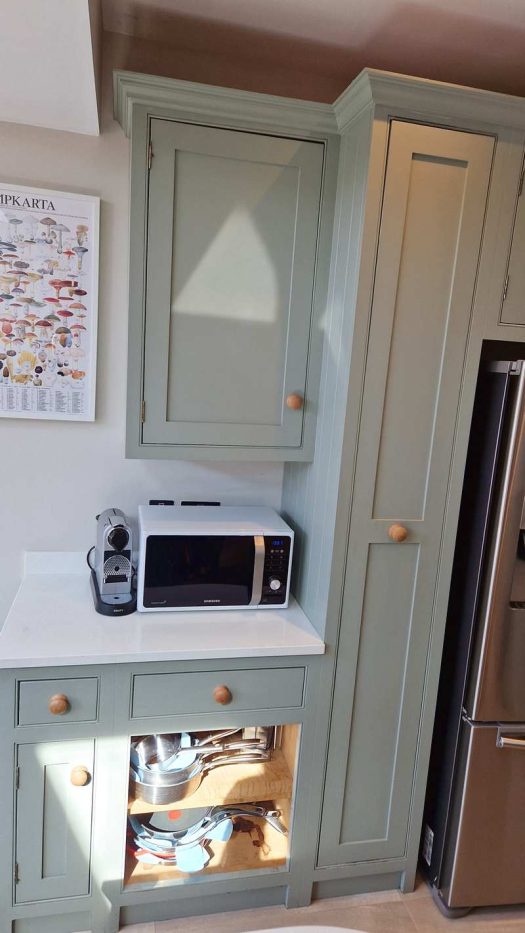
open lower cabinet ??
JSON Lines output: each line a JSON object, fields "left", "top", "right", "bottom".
{"left": 123, "top": 723, "right": 300, "bottom": 889}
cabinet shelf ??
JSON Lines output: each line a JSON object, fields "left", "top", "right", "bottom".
{"left": 124, "top": 813, "right": 288, "bottom": 888}
{"left": 128, "top": 749, "right": 293, "bottom": 815}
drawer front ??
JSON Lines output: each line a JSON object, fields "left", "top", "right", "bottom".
{"left": 131, "top": 667, "right": 305, "bottom": 719}
{"left": 17, "top": 677, "right": 99, "bottom": 726}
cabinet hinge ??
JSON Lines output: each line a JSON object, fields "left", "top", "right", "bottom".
{"left": 519, "top": 168, "right": 524, "bottom": 198}
{"left": 140, "top": 399, "right": 146, "bottom": 423}
{"left": 14, "top": 862, "right": 19, "bottom": 884}
{"left": 15, "top": 765, "right": 19, "bottom": 790}
{"left": 148, "top": 141, "right": 153, "bottom": 171}
{"left": 503, "top": 273, "right": 510, "bottom": 301}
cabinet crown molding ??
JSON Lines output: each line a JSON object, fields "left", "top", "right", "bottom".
{"left": 115, "top": 67, "right": 525, "bottom": 141}
{"left": 334, "top": 68, "right": 525, "bottom": 133}
{"left": 113, "top": 70, "right": 338, "bottom": 138}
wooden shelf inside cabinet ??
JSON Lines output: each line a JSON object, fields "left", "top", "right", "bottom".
{"left": 124, "top": 814, "right": 288, "bottom": 888}
{"left": 128, "top": 749, "right": 293, "bottom": 815}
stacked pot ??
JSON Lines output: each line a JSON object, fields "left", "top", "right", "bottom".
{"left": 129, "top": 729, "right": 273, "bottom": 805}
{"left": 129, "top": 804, "right": 287, "bottom": 871}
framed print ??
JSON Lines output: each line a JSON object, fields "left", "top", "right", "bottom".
{"left": 0, "top": 183, "right": 99, "bottom": 421}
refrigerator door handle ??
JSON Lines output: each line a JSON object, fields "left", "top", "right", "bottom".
{"left": 496, "top": 728, "right": 525, "bottom": 749}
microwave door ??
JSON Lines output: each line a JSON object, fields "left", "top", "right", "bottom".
{"left": 143, "top": 535, "right": 258, "bottom": 608}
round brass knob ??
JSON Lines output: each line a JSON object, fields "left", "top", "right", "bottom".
{"left": 70, "top": 766, "right": 90, "bottom": 787}
{"left": 388, "top": 524, "right": 408, "bottom": 543}
{"left": 286, "top": 393, "right": 304, "bottom": 411}
{"left": 213, "top": 685, "right": 232, "bottom": 705}
{"left": 48, "top": 693, "right": 70, "bottom": 715}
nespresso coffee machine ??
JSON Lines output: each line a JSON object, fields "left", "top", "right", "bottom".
{"left": 89, "top": 508, "right": 136, "bottom": 615}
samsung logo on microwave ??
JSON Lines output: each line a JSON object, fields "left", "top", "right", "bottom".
{"left": 204, "top": 599, "right": 221, "bottom": 604}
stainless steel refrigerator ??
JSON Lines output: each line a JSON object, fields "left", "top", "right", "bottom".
{"left": 422, "top": 358, "right": 525, "bottom": 916}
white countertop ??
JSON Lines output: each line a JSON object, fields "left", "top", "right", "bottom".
{"left": 0, "top": 553, "right": 324, "bottom": 668}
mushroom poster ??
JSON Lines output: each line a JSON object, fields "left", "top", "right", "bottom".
{"left": 0, "top": 183, "right": 99, "bottom": 421}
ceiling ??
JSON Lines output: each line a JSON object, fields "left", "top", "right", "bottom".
{"left": 3, "top": 0, "right": 525, "bottom": 136}
{"left": 102, "top": 0, "right": 525, "bottom": 100}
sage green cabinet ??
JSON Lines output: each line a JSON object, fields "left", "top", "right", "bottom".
{"left": 316, "top": 120, "right": 495, "bottom": 867}
{"left": 498, "top": 152, "right": 525, "bottom": 327}
{"left": 15, "top": 739, "right": 94, "bottom": 903}
{"left": 126, "top": 112, "right": 335, "bottom": 461}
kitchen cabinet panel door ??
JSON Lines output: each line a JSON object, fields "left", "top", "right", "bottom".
{"left": 318, "top": 121, "right": 494, "bottom": 866}
{"left": 140, "top": 119, "right": 324, "bottom": 456}
{"left": 15, "top": 740, "right": 94, "bottom": 903}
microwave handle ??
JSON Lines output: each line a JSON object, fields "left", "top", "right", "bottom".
{"left": 250, "top": 535, "right": 265, "bottom": 606}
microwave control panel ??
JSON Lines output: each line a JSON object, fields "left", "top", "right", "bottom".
{"left": 261, "top": 536, "right": 292, "bottom": 604}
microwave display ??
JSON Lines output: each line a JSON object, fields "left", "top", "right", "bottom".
{"left": 143, "top": 535, "right": 256, "bottom": 608}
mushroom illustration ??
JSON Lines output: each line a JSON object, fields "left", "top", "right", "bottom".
{"left": 48, "top": 279, "right": 66, "bottom": 301}
{"left": 13, "top": 319, "right": 29, "bottom": 338}
{"left": 9, "top": 218, "right": 23, "bottom": 242}
{"left": 62, "top": 249, "right": 75, "bottom": 271}
{"left": 0, "top": 317, "right": 13, "bottom": 336}
{"left": 44, "top": 296, "right": 60, "bottom": 311}
{"left": 40, "top": 216, "right": 56, "bottom": 244}
{"left": 26, "top": 272, "right": 42, "bottom": 297}
{"left": 57, "top": 308, "right": 73, "bottom": 326}
{"left": 72, "top": 246, "right": 88, "bottom": 272}
{"left": 76, "top": 224, "right": 88, "bottom": 246}
{"left": 73, "top": 288, "right": 87, "bottom": 298}
{"left": 13, "top": 260, "right": 29, "bottom": 274}
{"left": 24, "top": 313, "right": 38, "bottom": 332}
{"left": 35, "top": 319, "right": 52, "bottom": 339}
{"left": 69, "top": 301, "right": 87, "bottom": 323}
{"left": 70, "top": 323, "right": 86, "bottom": 346}
{"left": 23, "top": 239, "right": 35, "bottom": 259}
{"left": 53, "top": 223, "right": 69, "bottom": 254}
{"left": 55, "top": 325, "right": 72, "bottom": 348}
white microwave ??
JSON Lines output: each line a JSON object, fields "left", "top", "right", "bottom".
{"left": 137, "top": 506, "right": 294, "bottom": 612}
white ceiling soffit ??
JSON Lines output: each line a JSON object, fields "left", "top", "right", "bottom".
{"left": 0, "top": 0, "right": 101, "bottom": 136}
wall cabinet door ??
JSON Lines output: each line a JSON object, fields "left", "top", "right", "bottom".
{"left": 15, "top": 740, "right": 94, "bottom": 903}
{"left": 133, "top": 118, "right": 324, "bottom": 459}
{"left": 318, "top": 121, "right": 494, "bottom": 866}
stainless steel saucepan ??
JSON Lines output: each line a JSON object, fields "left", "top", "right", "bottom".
{"left": 130, "top": 749, "right": 271, "bottom": 804}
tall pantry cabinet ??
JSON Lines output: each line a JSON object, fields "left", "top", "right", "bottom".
{"left": 115, "top": 68, "right": 525, "bottom": 905}
{"left": 283, "top": 73, "right": 525, "bottom": 897}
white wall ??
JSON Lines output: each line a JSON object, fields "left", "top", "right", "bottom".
{"left": 0, "top": 51, "right": 283, "bottom": 624}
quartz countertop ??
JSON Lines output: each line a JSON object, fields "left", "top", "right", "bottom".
{"left": 0, "top": 552, "right": 325, "bottom": 669}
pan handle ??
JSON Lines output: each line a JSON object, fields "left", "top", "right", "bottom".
{"left": 213, "top": 804, "right": 288, "bottom": 835}
{"left": 202, "top": 751, "right": 270, "bottom": 773}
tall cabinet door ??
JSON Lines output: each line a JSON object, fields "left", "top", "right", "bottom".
{"left": 141, "top": 119, "right": 324, "bottom": 454}
{"left": 318, "top": 122, "right": 494, "bottom": 866}
{"left": 15, "top": 740, "right": 94, "bottom": 903}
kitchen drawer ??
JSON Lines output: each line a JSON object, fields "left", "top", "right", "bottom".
{"left": 131, "top": 667, "right": 305, "bottom": 719}
{"left": 17, "top": 677, "right": 99, "bottom": 726}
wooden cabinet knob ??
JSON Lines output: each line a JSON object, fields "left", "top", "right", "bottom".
{"left": 213, "top": 685, "right": 232, "bottom": 705}
{"left": 70, "top": 766, "right": 90, "bottom": 787}
{"left": 286, "top": 393, "right": 304, "bottom": 411}
{"left": 388, "top": 524, "right": 408, "bottom": 543}
{"left": 48, "top": 693, "right": 70, "bottom": 715}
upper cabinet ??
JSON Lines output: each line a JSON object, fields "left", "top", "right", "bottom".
{"left": 116, "top": 75, "right": 338, "bottom": 460}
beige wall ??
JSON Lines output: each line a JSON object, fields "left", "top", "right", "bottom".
{"left": 0, "top": 44, "right": 283, "bottom": 624}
